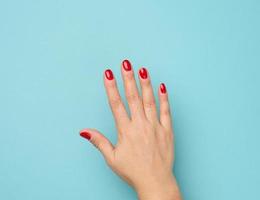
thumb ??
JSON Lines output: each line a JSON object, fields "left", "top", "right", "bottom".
{"left": 79, "top": 128, "right": 115, "bottom": 164}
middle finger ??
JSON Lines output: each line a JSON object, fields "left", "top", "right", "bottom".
{"left": 121, "top": 59, "right": 145, "bottom": 120}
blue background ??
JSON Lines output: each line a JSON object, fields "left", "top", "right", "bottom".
{"left": 0, "top": 0, "right": 259, "bottom": 199}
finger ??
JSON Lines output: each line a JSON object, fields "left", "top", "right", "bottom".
{"left": 121, "top": 59, "right": 145, "bottom": 119}
{"left": 158, "top": 83, "right": 173, "bottom": 131}
{"left": 104, "top": 69, "right": 130, "bottom": 128}
{"left": 80, "top": 128, "right": 115, "bottom": 166}
{"left": 138, "top": 67, "right": 158, "bottom": 122}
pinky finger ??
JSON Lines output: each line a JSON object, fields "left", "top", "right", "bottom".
{"left": 158, "top": 83, "right": 173, "bottom": 131}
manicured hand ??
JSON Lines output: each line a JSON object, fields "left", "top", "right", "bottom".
{"left": 80, "top": 60, "right": 181, "bottom": 200}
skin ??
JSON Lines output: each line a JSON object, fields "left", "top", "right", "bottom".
{"left": 80, "top": 60, "right": 182, "bottom": 200}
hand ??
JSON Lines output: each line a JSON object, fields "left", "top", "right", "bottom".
{"left": 80, "top": 60, "right": 182, "bottom": 200}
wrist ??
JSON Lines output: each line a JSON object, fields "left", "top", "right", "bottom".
{"left": 134, "top": 174, "right": 182, "bottom": 200}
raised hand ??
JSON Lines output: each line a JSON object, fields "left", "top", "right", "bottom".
{"left": 80, "top": 60, "right": 181, "bottom": 200}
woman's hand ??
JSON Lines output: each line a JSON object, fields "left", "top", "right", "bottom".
{"left": 80, "top": 60, "right": 181, "bottom": 200}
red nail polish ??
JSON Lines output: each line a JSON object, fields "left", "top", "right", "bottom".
{"left": 122, "top": 59, "right": 132, "bottom": 71}
{"left": 160, "top": 83, "right": 167, "bottom": 94}
{"left": 80, "top": 130, "right": 91, "bottom": 140}
{"left": 105, "top": 69, "right": 114, "bottom": 80}
{"left": 139, "top": 67, "right": 148, "bottom": 79}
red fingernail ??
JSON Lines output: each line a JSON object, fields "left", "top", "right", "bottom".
{"left": 139, "top": 67, "right": 148, "bottom": 79}
{"left": 80, "top": 130, "right": 91, "bottom": 140}
{"left": 160, "top": 83, "right": 167, "bottom": 94}
{"left": 122, "top": 59, "right": 132, "bottom": 71}
{"left": 105, "top": 69, "right": 114, "bottom": 80}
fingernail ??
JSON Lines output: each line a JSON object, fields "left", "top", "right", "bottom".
{"left": 105, "top": 69, "right": 114, "bottom": 80}
{"left": 122, "top": 59, "right": 132, "bottom": 71}
{"left": 160, "top": 83, "right": 167, "bottom": 94}
{"left": 139, "top": 67, "right": 148, "bottom": 79}
{"left": 80, "top": 130, "right": 91, "bottom": 140}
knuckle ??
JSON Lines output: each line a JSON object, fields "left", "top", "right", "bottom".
{"left": 161, "top": 108, "right": 170, "bottom": 116}
{"left": 125, "top": 72, "right": 135, "bottom": 80}
{"left": 109, "top": 97, "right": 122, "bottom": 109}
{"left": 169, "top": 132, "right": 174, "bottom": 140}
{"left": 161, "top": 101, "right": 170, "bottom": 116}
{"left": 126, "top": 93, "right": 139, "bottom": 104}
{"left": 143, "top": 99, "right": 156, "bottom": 109}
{"left": 160, "top": 94, "right": 168, "bottom": 102}
{"left": 93, "top": 140, "right": 102, "bottom": 150}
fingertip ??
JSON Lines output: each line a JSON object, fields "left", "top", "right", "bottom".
{"left": 139, "top": 67, "right": 148, "bottom": 79}
{"left": 104, "top": 69, "right": 114, "bottom": 80}
{"left": 79, "top": 129, "right": 91, "bottom": 140}
{"left": 160, "top": 83, "right": 167, "bottom": 94}
{"left": 121, "top": 59, "right": 135, "bottom": 79}
{"left": 122, "top": 59, "right": 132, "bottom": 71}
